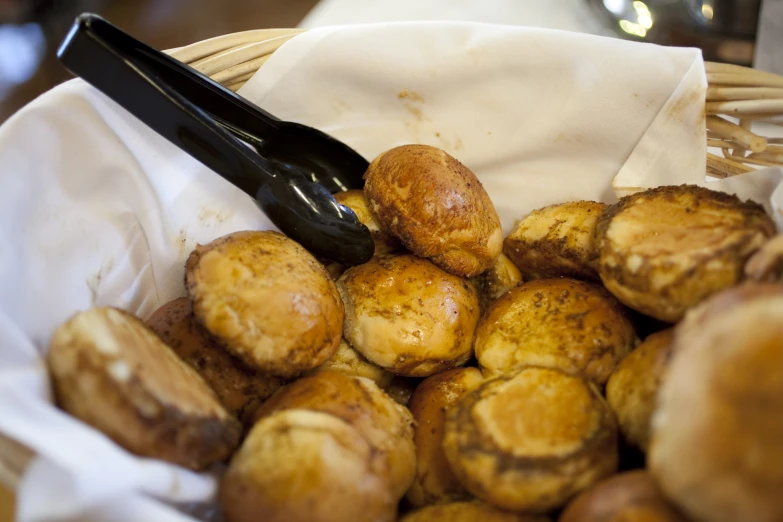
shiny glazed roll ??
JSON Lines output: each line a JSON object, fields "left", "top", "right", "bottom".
{"left": 146, "top": 297, "right": 284, "bottom": 423}
{"left": 606, "top": 329, "right": 674, "bottom": 451}
{"left": 503, "top": 200, "right": 606, "bottom": 281}
{"left": 407, "top": 367, "right": 485, "bottom": 507}
{"left": 338, "top": 254, "right": 481, "bottom": 377}
{"left": 47, "top": 307, "right": 240, "bottom": 470}
{"left": 364, "top": 145, "right": 503, "bottom": 277}
{"left": 475, "top": 278, "right": 636, "bottom": 385}
{"left": 443, "top": 367, "right": 618, "bottom": 513}
{"left": 595, "top": 185, "right": 775, "bottom": 322}
{"left": 185, "top": 230, "right": 343, "bottom": 378}
{"left": 220, "top": 409, "right": 396, "bottom": 522}
{"left": 251, "top": 371, "right": 415, "bottom": 500}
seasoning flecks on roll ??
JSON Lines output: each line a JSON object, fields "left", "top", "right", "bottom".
{"left": 337, "top": 254, "right": 481, "bottom": 377}
{"left": 443, "top": 366, "right": 618, "bottom": 513}
{"left": 363, "top": 145, "right": 503, "bottom": 278}
{"left": 475, "top": 278, "right": 636, "bottom": 386}
{"left": 185, "top": 230, "right": 344, "bottom": 379}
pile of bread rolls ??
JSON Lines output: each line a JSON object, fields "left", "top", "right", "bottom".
{"left": 45, "top": 143, "right": 783, "bottom": 522}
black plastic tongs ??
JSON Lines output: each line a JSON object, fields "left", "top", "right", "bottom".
{"left": 57, "top": 13, "right": 374, "bottom": 266}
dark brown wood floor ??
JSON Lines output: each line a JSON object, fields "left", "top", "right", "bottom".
{"left": 0, "top": 0, "right": 319, "bottom": 122}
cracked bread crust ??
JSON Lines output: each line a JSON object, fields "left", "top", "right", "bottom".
{"left": 503, "top": 201, "right": 606, "bottom": 281}
{"left": 443, "top": 367, "right": 618, "bottom": 513}
{"left": 595, "top": 185, "right": 775, "bottom": 322}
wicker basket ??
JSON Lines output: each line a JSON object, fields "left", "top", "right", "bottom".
{"left": 2, "top": 25, "right": 783, "bottom": 495}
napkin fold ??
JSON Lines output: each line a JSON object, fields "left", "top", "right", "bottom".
{"left": 0, "top": 21, "right": 780, "bottom": 522}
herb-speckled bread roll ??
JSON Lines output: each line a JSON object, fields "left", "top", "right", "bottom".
{"left": 146, "top": 297, "right": 284, "bottom": 424}
{"left": 443, "top": 367, "right": 618, "bottom": 513}
{"left": 475, "top": 278, "right": 636, "bottom": 385}
{"left": 595, "top": 185, "right": 775, "bottom": 322}
{"left": 337, "top": 254, "right": 480, "bottom": 377}
{"left": 503, "top": 201, "right": 606, "bottom": 281}
{"left": 185, "top": 230, "right": 343, "bottom": 379}
{"left": 364, "top": 145, "right": 502, "bottom": 277}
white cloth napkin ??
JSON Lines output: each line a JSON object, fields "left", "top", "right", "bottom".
{"left": 0, "top": 21, "right": 781, "bottom": 522}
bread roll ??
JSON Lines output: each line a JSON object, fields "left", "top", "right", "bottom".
{"left": 146, "top": 298, "right": 283, "bottom": 423}
{"left": 251, "top": 371, "right": 415, "bottom": 500}
{"left": 305, "top": 338, "right": 393, "bottom": 389}
{"left": 220, "top": 409, "right": 395, "bottom": 522}
{"left": 504, "top": 201, "right": 606, "bottom": 281}
{"left": 407, "top": 367, "right": 484, "bottom": 507}
{"left": 559, "top": 471, "right": 687, "bottom": 522}
{"left": 334, "top": 189, "right": 401, "bottom": 256}
{"left": 596, "top": 185, "right": 775, "bottom": 322}
{"left": 400, "top": 501, "right": 550, "bottom": 522}
{"left": 338, "top": 254, "right": 480, "bottom": 377}
{"left": 185, "top": 230, "right": 343, "bottom": 378}
{"left": 47, "top": 307, "right": 240, "bottom": 470}
{"left": 606, "top": 329, "right": 673, "bottom": 452}
{"left": 443, "top": 367, "right": 618, "bottom": 513}
{"left": 649, "top": 283, "right": 783, "bottom": 522}
{"left": 469, "top": 253, "right": 522, "bottom": 312}
{"left": 364, "top": 145, "right": 502, "bottom": 277}
{"left": 475, "top": 278, "right": 636, "bottom": 385}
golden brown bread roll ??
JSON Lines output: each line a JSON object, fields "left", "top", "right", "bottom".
{"left": 407, "top": 367, "right": 485, "bottom": 507}
{"left": 364, "top": 145, "right": 502, "bottom": 277}
{"left": 334, "top": 189, "right": 401, "bottom": 256}
{"left": 469, "top": 253, "right": 523, "bottom": 312}
{"left": 443, "top": 367, "right": 618, "bottom": 513}
{"left": 649, "top": 283, "right": 783, "bottom": 522}
{"left": 606, "top": 329, "right": 673, "bottom": 452}
{"left": 251, "top": 371, "right": 415, "bottom": 500}
{"left": 400, "top": 501, "right": 550, "bottom": 522}
{"left": 185, "top": 230, "right": 343, "bottom": 378}
{"left": 47, "top": 307, "right": 240, "bottom": 470}
{"left": 503, "top": 201, "right": 606, "bottom": 281}
{"left": 595, "top": 185, "right": 775, "bottom": 322}
{"left": 146, "top": 297, "right": 284, "bottom": 423}
{"left": 305, "top": 338, "right": 394, "bottom": 389}
{"left": 220, "top": 409, "right": 396, "bottom": 522}
{"left": 338, "top": 254, "right": 480, "bottom": 377}
{"left": 475, "top": 278, "right": 636, "bottom": 385}
{"left": 745, "top": 233, "right": 783, "bottom": 282}
{"left": 559, "top": 471, "right": 687, "bottom": 522}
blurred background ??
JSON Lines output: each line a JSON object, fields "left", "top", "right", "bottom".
{"left": 0, "top": 0, "right": 775, "bottom": 123}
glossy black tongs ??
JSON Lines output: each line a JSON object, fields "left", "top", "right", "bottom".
{"left": 57, "top": 13, "right": 374, "bottom": 266}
